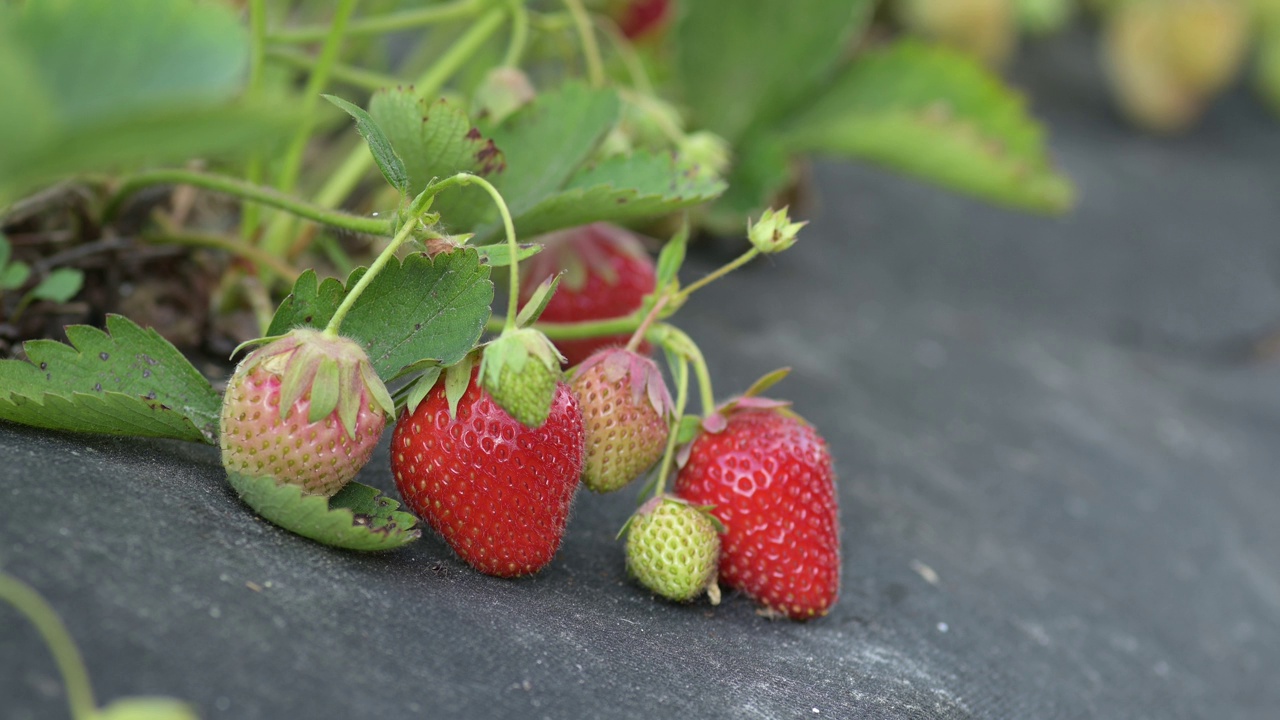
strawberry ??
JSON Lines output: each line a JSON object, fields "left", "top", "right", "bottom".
{"left": 625, "top": 495, "right": 722, "bottom": 603}
{"left": 391, "top": 366, "right": 585, "bottom": 577}
{"left": 569, "top": 348, "right": 672, "bottom": 493}
{"left": 220, "top": 329, "right": 393, "bottom": 497}
{"left": 519, "top": 223, "right": 656, "bottom": 367}
{"left": 617, "top": 0, "right": 671, "bottom": 40}
{"left": 674, "top": 404, "right": 840, "bottom": 620}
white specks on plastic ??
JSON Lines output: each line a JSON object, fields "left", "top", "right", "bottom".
{"left": 937, "top": 622, "right": 949, "bottom": 633}
{"left": 910, "top": 559, "right": 940, "bottom": 585}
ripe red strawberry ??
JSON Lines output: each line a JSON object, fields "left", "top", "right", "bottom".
{"left": 617, "top": 0, "right": 671, "bottom": 40}
{"left": 674, "top": 405, "right": 839, "bottom": 620}
{"left": 220, "top": 329, "right": 393, "bottom": 497}
{"left": 390, "top": 367, "right": 585, "bottom": 577}
{"left": 519, "top": 223, "right": 656, "bottom": 367}
{"left": 569, "top": 348, "right": 672, "bottom": 493}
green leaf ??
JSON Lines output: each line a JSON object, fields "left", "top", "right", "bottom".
{"left": 0, "top": 0, "right": 298, "bottom": 202}
{"left": 0, "top": 315, "right": 221, "bottom": 443}
{"left": 2, "top": 261, "right": 31, "bottom": 291}
{"left": 434, "top": 83, "right": 620, "bottom": 233}
{"left": 267, "top": 250, "right": 493, "bottom": 380}
{"left": 324, "top": 94, "right": 410, "bottom": 196}
{"left": 367, "top": 90, "right": 504, "bottom": 202}
{"left": 29, "top": 268, "right": 83, "bottom": 303}
{"left": 500, "top": 151, "right": 726, "bottom": 241}
{"left": 227, "top": 473, "right": 420, "bottom": 552}
{"left": 675, "top": 0, "right": 875, "bottom": 144}
{"left": 781, "top": 41, "right": 1074, "bottom": 214}
{"left": 489, "top": 82, "right": 621, "bottom": 214}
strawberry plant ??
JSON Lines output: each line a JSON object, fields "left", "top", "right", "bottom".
{"left": 1, "top": 0, "right": 1076, "bottom": 622}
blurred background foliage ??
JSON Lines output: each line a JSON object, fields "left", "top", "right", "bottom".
{"left": 0, "top": 0, "right": 1272, "bottom": 361}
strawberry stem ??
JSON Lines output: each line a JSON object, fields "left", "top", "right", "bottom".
{"left": 268, "top": 0, "right": 484, "bottom": 43}
{"left": 673, "top": 247, "right": 760, "bottom": 303}
{"left": 625, "top": 295, "right": 668, "bottom": 353}
{"left": 103, "top": 169, "right": 394, "bottom": 237}
{"left": 502, "top": 0, "right": 530, "bottom": 67}
{"left": 0, "top": 573, "right": 97, "bottom": 720}
{"left": 663, "top": 324, "right": 716, "bottom": 417}
{"left": 258, "top": 0, "right": 362, "bottom": 273}
{"left": 562, "top": 0, "right": 605, "bottom": 87}
{"left": 425, "top": 173, "right": 522, "bottom": 331}
{"left": 323, "top": 209, "right": 422, "bottom": 337}
{"left": 652, "top": 354, "right": 689, "bottom": 497}
{"left": 298, "top": 5, "right": 508, "bottom": 243}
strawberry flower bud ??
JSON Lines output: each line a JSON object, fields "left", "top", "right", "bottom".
{"left": 747, "top": 206, "right": 806, "bottom": 255}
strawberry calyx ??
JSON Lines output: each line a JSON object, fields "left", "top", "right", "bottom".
{"left": 570, "top": 347, "right": 674, "bottom": 421}
{"left": 236, "top": 328, "right": 394, "bottom": 439}
{"left": 479, "top": 328, "right": 565, "bottom": 428}
{"left": 676, "top": 367, "right": 798, "bottom": 467}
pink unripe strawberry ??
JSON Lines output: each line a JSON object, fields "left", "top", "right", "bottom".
{"left": 219, "top": 329, "right": 394, "bottom": 497}
{"left": 569, "top": 348, "right": 673, "bottom": 493}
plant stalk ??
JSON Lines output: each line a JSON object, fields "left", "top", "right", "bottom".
{"left": 105, "top": 170, "right": 393, "bottom": 236}
{"left": 268, "top": 0, "right": 483, "bottom": 43}
{"left": 0, "top": 574, "right": 97, "bottom": 720}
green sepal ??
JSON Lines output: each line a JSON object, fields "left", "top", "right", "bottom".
{"left": 227, "top": 472, "right": 420, "bottom": 551}
{"left": 361, "top": 361, "right": 395, "bottom": 419}
{"left": 336, "top": 361, "right": 363, "bottom": 439}
{"left": 742, "top": 367, "right": 791, "bottom": 398}
{"left": 479, "top": 329, "right": 562, "bottom": 428}
{"left": 654, "top": 219, "right": 690, "bottom": 294}
{"left": 277, "top": 345, "right": 317, "bottom": 421}
{"left": 444, "top": 351, "right": 477, "bottom": 420}
{"left": 472, "top": 242, "right": 540, "bottom": 268}
{"left": 404, "top": 365, "right": 443, "bottom": 415}
{"left": 308, "top": 356, "right": 340, "bottom": 424}
{"left": 694, "top": 504, "right": 728, "bottom": 534}
{"left": 230, "top": 333, "right": 286, "bottom": 361}
{"left": 674, "top": 414, "right": 703, "bottom": 445}
{"left": 515, "top": 273, "right": 561, "bottom": 329}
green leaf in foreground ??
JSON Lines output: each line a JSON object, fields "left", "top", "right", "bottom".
{"left": 324, "top": 94, "right": 410, "bottom": 196}
{"left": 495, "top": 151, "right": 727, "bottom": 241}
{"left": 781, "top": 40, "right": 1074, "bottom": 214}
{"left": 0, "top": 315, "right": 221, "bottom": 443}
{"left": 228, "top": 473, "right": 420, "bottom": 552}
{"left": 267, "top": 249, "right": 493, "bottom": 380}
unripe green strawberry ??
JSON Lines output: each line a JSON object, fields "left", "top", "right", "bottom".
{"left": 219, "top": 328, "right": 393, "bottom": 497}
{"left": 625, "top": 496, "right": 722, "bottom": 603}
{"left": 570, "top": 348, "right": 673, "bottom": 493}
{"left": 480, "top": 328, "right": 564, "bottom": 428}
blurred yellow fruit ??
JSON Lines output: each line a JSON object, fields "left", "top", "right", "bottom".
{"left": 898, "top": 0, "right": 1018, "bottom": 66}
{"left": 1102, "top": 0, "right": 1250, "bottom": 133}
